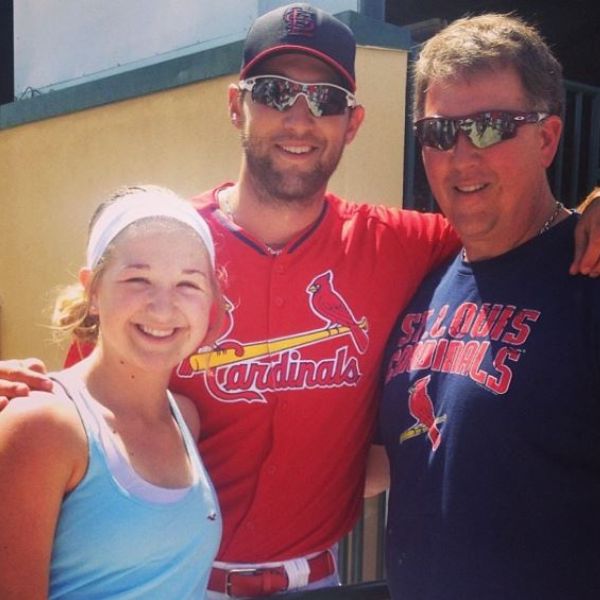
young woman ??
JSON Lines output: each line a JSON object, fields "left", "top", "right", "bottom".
{"left": 0, "top": 185, "right": 223, "bottom": 599}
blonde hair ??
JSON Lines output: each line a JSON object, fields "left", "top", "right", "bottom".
{"left": 52, "top": 185, "right": 225, "bottom": 347}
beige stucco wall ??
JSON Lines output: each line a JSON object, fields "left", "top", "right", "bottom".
{"left": 0, "top": 45, "right": 407, "bottom": 368}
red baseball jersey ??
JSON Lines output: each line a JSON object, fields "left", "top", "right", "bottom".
{"left": 65, "top": 184, "right": 459, "bottom": 562}
{"left": 172, "top": 184, "right": 459, "bottom": 562}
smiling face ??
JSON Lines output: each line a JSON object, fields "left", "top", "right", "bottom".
{"left": 421, "top": 66, "right": 562, "bottom": 260}
{"left": 230, "top": 53, "right": 364, "bottom": 205}
{"left": 84, "top": 220, "right": 215, "bottom": 376}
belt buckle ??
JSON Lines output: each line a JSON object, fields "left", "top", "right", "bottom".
{"left": 225, "top": 567, "right": 261, "bottom": 597}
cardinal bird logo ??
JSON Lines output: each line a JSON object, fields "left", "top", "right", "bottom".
{"left": 407, "top": 375, "right": 442, "bottom": 451}
{"left": 307, "top": 270, "right": 369, "bottom": 354}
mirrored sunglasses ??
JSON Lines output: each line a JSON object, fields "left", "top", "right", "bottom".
{"left": 238, "top": 75, "right": 357, "bottom": 118}
{"left": 414, "top": 111, "right": 550, "bottom": 151}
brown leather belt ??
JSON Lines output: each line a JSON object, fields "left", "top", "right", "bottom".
{"left": 208, "top": 550, "right": 335, "bottom": 597}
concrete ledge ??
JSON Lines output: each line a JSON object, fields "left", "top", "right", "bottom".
{"left": 0, "top": 11, "right": 411, "bottom": 130}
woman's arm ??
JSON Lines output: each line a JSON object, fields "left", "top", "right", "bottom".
{"left": 0, "top": 394, "right": 85, "bottom": 599}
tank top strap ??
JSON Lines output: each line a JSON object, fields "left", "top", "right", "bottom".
{"left": 166, "top": 390, "right": 202, "bottom": 480}
{"left": 50, "top": 369, "right": 103, "bottom": 442}
{"left": 52, "top": 369, "right": 199, "bottom": 503}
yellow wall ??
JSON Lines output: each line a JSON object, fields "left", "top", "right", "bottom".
{"left": 0, "top": 46, "right": 407, "bottom": 368}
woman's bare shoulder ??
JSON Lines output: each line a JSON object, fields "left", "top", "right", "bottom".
{"left": 0, "top": 388, "right": 86, "bottom": 464}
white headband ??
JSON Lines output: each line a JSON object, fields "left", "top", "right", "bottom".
{"left": 86, "top": 190, "right": 216, "bottom": 269}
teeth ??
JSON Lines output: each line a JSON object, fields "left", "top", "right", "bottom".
{"left": 138, "top": 325, "right": 175, "bottom": 338}
{"left": 457, "top": 183, "right": 486, "bottom": 193}
{"left": 282, "top": 145, "right": 311, "bottom": 154}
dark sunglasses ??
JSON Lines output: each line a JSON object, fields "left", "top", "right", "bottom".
{"left": 238, "top": 75, "right": 357, "bottom": 118}
{"left": 414, "top": 111, "right": 550, "bottom": 151}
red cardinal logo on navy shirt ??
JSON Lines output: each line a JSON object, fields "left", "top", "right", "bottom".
{"left": 408, "top": 375, "right": 442, "bottom": 451}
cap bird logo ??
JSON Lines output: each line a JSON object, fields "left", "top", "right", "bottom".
{"left": 400, "top": 375, "right": 446, "bottom": 451}
{"left": 284, "top": 7, "right": 317, "bottom": 36}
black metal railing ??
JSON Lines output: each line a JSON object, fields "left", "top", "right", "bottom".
{"left": 338, "top": 494, "right": 387, "bottom": 584}
{"left": 552, "top": 80, "right": 600, "bottom": 205}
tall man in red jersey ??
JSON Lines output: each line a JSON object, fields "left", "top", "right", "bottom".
{"left": 179, "top": 7, "right": 457, "bottom": 596}
{"left": 1, "top": 3, "right": 599, "bottom": 598}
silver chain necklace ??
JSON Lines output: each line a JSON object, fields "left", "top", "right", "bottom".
{"left": 539, "top": 200, "right": 564, "bottom": 235}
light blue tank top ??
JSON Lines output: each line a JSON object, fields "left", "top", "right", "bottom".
{"left": 48, "top": 370, "right": 221, "bottom": 599}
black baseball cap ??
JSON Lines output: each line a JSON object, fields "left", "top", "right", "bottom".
{"left": 241, "top": 3, "right": 356, "bottom": 92}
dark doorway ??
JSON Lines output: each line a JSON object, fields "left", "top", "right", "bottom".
{"left": 386, "top": 0, "right": 599, "bottom": 87}
{"left": 0, "top": 0, "right": 14, "bottom": 104}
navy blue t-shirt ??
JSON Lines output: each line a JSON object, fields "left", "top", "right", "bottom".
{"left": 380, "top": 215, "right": 600, "bottom": 599}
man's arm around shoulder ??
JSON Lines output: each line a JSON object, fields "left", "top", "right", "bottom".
{"left": 0, "top": 358, "right": 53, "bottom": 409}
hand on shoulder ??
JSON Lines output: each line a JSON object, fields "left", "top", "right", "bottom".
{"left": 0, "top": 358, "right": 53, "bottom": 408}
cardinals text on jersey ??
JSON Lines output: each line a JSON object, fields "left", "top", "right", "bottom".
{"left": 176, "top": 271, "right": 369, "bottom": 403}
